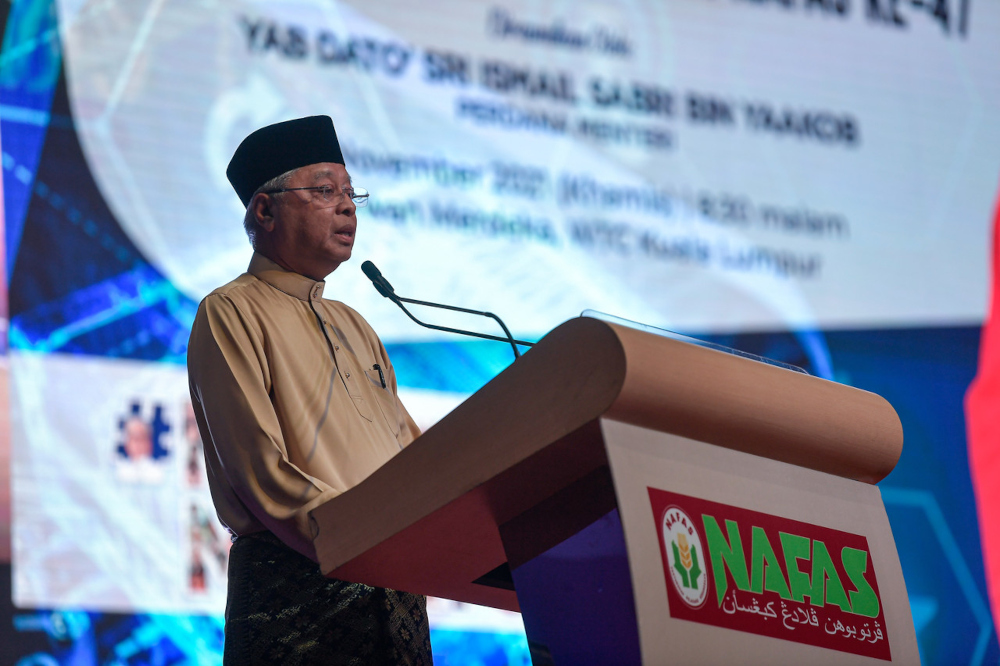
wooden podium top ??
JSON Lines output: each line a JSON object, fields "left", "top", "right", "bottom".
{"left": 311, "top": 317, "right": 902, "bottom": 611}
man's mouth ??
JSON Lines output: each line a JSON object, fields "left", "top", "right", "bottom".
{"left": 334, "top": 226, "right": 356, "bottom": 241}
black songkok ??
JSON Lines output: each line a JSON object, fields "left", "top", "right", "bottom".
{"left": 226, "top": 115, "right": 345, "bottom": 206}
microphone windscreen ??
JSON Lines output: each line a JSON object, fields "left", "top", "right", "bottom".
{"left": 361, "top": 260, "right": 382, "bottom": 281}
{"left": 361, "top": 260, "right": 393, "bottom": 298}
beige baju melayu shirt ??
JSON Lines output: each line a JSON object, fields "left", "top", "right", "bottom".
{"left": 187, "top": 253, "right": 420, "bottom": 560}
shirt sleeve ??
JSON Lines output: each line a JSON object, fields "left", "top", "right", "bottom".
{"left": 187, "top": 293, "right": 336, "bottom": 560}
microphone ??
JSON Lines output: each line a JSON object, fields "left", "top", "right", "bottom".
{"left": 360, "top": 260, "right": 534, "bottom": 359}
{"left": 361, "top": 260, "right": 395, "bottom": 298}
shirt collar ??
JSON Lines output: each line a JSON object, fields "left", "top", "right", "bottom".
{"left": 248, "top": 253, "right": 326, "bottom": 302}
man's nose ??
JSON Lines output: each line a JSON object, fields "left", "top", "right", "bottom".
{"left": 338, "top": 193, "right": 357, "bottom": 215}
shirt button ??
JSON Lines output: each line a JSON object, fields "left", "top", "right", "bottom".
{"left": 334, "top": 345, "right": 340, "bottom": 351}
{"left": 345, "top": 372, "right": 351, "bottom": 378}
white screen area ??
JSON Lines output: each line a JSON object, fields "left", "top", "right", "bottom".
{"left": 57, "top": 0, "right": 1000, "bottom": 337}
{"left": 11, "top": 0, "right": 1000, "bottom": 616}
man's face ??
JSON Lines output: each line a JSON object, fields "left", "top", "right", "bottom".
{"left": 124, "top": 417, "right": 153, "bottom": 460}
{"left": 265, "top": 162, "right": 357, "bottom": 279}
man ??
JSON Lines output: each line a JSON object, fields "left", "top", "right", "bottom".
{"left": 187, "top": 115, "right": 431, "bottom": 665}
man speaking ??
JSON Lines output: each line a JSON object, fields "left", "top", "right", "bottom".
{"left": 187, "top": 116, "right": 432, "bottom": 664}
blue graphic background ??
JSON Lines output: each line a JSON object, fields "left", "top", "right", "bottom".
{"left": 1, "top": 1, "right": 996, "bottom": 664}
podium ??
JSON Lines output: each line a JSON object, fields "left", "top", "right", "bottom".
{"left": 311, "top": 317, "right": 919, "bottom": 664}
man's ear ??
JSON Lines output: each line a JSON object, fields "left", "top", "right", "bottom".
{"left": 251, "top": 193, "right": 278, "bottom": 233}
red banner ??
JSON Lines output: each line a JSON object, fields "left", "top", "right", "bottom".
{"left": 648, "top": 487, "right": 891, "bottom": 660}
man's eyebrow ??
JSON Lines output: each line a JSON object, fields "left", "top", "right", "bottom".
{"left": 311, "top": 170, "right": 352, "bottom": 185}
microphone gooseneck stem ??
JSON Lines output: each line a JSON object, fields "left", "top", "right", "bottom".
{"left": 396, "top": 295, "right": 531, "bottom": 356}
{"left": 361, "top": 259, "right": 533, "bottom": 360}
{"left": 391, "top": 295, "right": 530, "bottom": 359}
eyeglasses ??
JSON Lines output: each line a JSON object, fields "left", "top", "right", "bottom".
{"left": 264, "top": 185, "right": 369, "bottom": 208}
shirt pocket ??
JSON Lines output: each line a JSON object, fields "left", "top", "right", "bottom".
{"left": 340, "top": 365, "right": 373, "bottom": 422}
{"left": 365, "top": 367, "right": 401, "bottom": 437}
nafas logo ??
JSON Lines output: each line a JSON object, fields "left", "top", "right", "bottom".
{"left": 661, "top": 506, "right": 708, "bottom": 608}
{"left": 648, "top": 488, "right": 891, "bottom": 661}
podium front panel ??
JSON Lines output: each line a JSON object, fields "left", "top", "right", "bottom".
{"left": 602, "top": 419, "right": 919, "bottom": 665}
